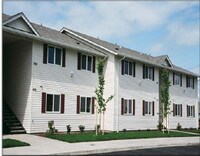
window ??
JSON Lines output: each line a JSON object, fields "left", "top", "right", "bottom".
{"left": 122, "top": 60, "right": 135, "bottom": 76}
{"left": 47, "top": 46, "right": 62, "bottom": 65}
{"left": 174, "top": 73, "right": 181, "bottom": 85}
{"left": 186, "top": 76, "right": 194, "bottom": 88}
{"left": 78, "top": 54, "right": 93, "bottom": 71}
{"left": 124, "top": 99, "right": 132, "bottom": 115}
{"left": 187, "top": 105, "right": 195, "bottom": 117}
{"left": 46, "top": 94, "right": 60, "bottom": 112}
{"left": 144, "top": 101, "right": 152, "bottom": 115}
{"left": 174, "top": 104, "right": 182, "bottom": 116}
{"left": 80, "top": 97, "right": 91, "bottom": 113}
{"left": 143, "top": 65, "right": 154, "bottom": 80}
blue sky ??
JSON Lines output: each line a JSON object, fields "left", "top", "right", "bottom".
{"left": 3, "top": 0, "right": 200, "bottom": 75}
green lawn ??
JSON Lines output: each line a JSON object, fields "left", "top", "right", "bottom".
{"left": 3, "top": 139, "right": 30, "bottom": 148}
{"left": 46, "top": 130, "right": 198, "bottom": 143}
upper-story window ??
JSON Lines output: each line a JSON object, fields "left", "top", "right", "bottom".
{"left": 186, "top": 76, "right": 194, "bottom": 89}
{"left": 173, "top": 104, "right": 182, "bottom": 117}
{"left": 77, "top": 52, "right": 96, "bottom": 73}
{"left": 48, "top": 46, "right": 62, "bottom": 65}
{"left": 43, "top": 44, "right": 66, "bottom": 67}
{"left": 173, "top": 72, "right": 182, "bottom": 86}
{"left": 121, "top": 60, "right": 135, "bottom": 77}
{"left": 143, "top": 65, "right": 154, "bottom": 81}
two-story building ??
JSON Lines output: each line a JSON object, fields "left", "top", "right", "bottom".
{"left": 3, "top": 12, "right": 199, "bottom": 133}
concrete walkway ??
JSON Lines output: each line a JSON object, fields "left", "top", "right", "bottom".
{"left": 3, "top": 134, "right": 200, "bottom": 155}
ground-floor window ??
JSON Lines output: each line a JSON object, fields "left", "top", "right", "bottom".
{"left": 80, "top": 97, "right": 92, "bottom": 113}
{"left": 173, "top": 104, "right": 182, "bottom": 117}
{"left": 187, "top": 105, "right": 195, "bottom": 117}
{"left": 121, "top": 98, "right": 135, "bottom": 115}
{"left": 143, "top": 100, "right": 154, "bottom": 116}
{"left": 46, "top": 94, "right": 60, "bottom": 112}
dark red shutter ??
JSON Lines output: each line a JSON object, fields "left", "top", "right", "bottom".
{"left": 77, "top": 52, "right": 81, "bottom": 70}
{"left": 92, "top": 97, "right": 95, "bottom": 114}
{"left": 41, "top": 92, "right": 46, "bottom": 113}
{"left": 62, "top": 48, "right": 66, "bottom": 67}
{"left": 121, "top": 98, "right": 124, "bottom": 115}
{"left": 187, "top": 105, "right": 188, "bottom": 117}
{"left": 92, "top": 56, "right": 96, "bottom": 73}
{"left": 77, "top": 95, "right": 80, "bottom": 114}
{"left": 152, "top": 101, "right": 155, "bottom": 116}
{"left": 143, "top": 100, "right": 145, "bottom": 116}
{"left": 193, "top": 106, "right": 195, "bottom": 117}
{"left": 193, "top": 77, "right": 194, "bottom": 89}
{"left": 121, "top": 60, "right": 124, "bottom": 75}
{"left": 173, "top": 104, "right": 175, "bottom": 116}
{"left": 180, "top": 104, "right": 182, "bottom": 117}
{"left": 143, "top": 65, "right": 145, "bottom": 79}
{"left": 180, "top": 74, "right": 182, "bottom": 87}
{"left": 61, "top": 94, "right": 65, "bottom": 114}
{"left": 152, "top": 67, "right": 155, "bottom": 81}
{"left": 43, "top": 44, "right": 47, "bottom": 64}
{"left": 173, "top": 72, "right": 175, "bottom": 85}
{"left": 133, "top": 62, "right": 135, "bottom": 77}
{"left": 133, "top": 99, "right": 135, "bottom": 115}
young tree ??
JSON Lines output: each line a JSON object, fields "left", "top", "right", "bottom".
{"left": 95, "top": 59, "right": 114, "bottom": 135}
{"left": 160, "top": 68, "right": 171, "bottom": 133}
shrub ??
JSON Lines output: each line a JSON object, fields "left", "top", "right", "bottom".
{"left": 66, "top": 125, "right": 71, "bottom": 134}
{"left": 46, "top": 120, "right": 57, "bottom": 135}
{"left": 157, "top": 122, "right": 164, "bottom": 131}
{"left": 122, "top": 129, "right": 127, "bottom": 133}
{"left": 177, "top": 123, "right": 182, "bottom": 131}
{"left": 138, "top": 129, "right": 141, "bottom": 132}
{"left": 147, "top": 129, "right": 150, "bottom": 132}
{"left": 79, "top": 125, "right": 85, "bottom": 134}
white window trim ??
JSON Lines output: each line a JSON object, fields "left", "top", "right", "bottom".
{"left": 80, "top": 53, "right": 93, "bottom": 72}
{"left": 123, "top": 60, "right": 133, "bottom": 76}
{"left": 174, "top": 73, "right": 181, "bottom": 86}
{"left": 144, "top": 65, "right": 153, "bottom": 80}
{"left": 46, "top": 94, "right": 61, "bottom": 113}
{"left": 188, "top": 105, "right": 194, "bottom": 117}
{"left": 175, "top": 104, "right": 181, "bottom": 117}
{"left": 47, "top": 45, "right": 63, "bottom": 66}
{"left": 80, "top": 96, "right": 92, "bottom": 114}
{"left": 144, "top": 101, "right": 152, "bottom": 116}
{"left": 123, "top": 99, "right": 133, "bottom": 115}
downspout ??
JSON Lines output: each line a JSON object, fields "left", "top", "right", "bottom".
{"left": 116, "top": 56, "right": 125, "bottom": 132}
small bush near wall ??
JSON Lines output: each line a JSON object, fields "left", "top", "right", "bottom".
{"left": 66, "top": 125, "right": 71, "bottom": 134}
{"left": 79, "top": 125, "right": 85, "bottom": 134}
{"left": 157, "top": 122, "right": 164, "bottom": 131}
{"left": 45, "top": 120, "right": 58, "bottom": 135}
{"left": 177, "top": 123, "right": 182, "bottom": 131}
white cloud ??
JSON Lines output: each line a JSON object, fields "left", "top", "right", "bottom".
{"left": 167, "top": 22, "right": 199, "bottom": 46}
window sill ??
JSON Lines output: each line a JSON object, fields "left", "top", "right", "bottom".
{"left": 123, "top": 114, "right": 134, "bottom": 116}
{"left": 187, "top": 116, "right": 195, "bottom": 118}
{"left": 80, "top": 113, "right": 92, "bottom": 115}
{"left": 144, "top": 114, "right": 153, "bottom": 116}
{"left": 44, "top": 112, "right": 61, "bottom": 114}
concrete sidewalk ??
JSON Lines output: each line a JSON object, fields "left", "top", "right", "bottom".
{"left": 3, "top": 134, "right": 200, "bottom": 155}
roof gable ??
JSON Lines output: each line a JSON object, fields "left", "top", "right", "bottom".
{"left": 3, "top": 12, "right": 39, "bottom": 36}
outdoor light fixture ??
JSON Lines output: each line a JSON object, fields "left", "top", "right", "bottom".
{"left": 138, "top": 80, "right": 141, "bottom": 85}
{"left": 70, "top": 71, "right": 74, "bottom": 77}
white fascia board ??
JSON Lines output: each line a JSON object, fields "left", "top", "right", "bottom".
{"left": 3, "top": 26, "right": 106, "bottom": 57}
{"left": 3, "top": 12, "right": 40, "bottom": 37}
{"left": 60, "top": 27, "right": 117, "bottom": 55}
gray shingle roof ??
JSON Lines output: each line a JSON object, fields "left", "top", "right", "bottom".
{"left": 3, "top": 13, "right": 105, "bottom": 57}
{"left": 64, "top": 28, "right": 199, "bottom": 77}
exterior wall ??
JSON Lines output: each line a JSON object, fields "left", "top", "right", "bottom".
{"left": 116, "top": 57, "right": 159, "bottom": 131}
{"left": 30, "top": 41, "right": 99, "bottom": 133}
{"left": 103, "top": 53, "right": 116, "bottom": 131}
{"left": 169, "top": 72, "right": 198, "bottom": 129}
{"left": 3, "top": 41, "right": 33, "bottom": 133}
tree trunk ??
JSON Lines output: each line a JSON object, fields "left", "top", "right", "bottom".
{"left": 102, "top": 111, "right": 105, "bottom": 135}
{"left": 162, "top": 103, "right": 164, "bottom": 134}
{"left": 95, "top": 103, "right": 98, "bottom": 135}
{"left": 99, "top": 110, "right": 102, "bottom": 133}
